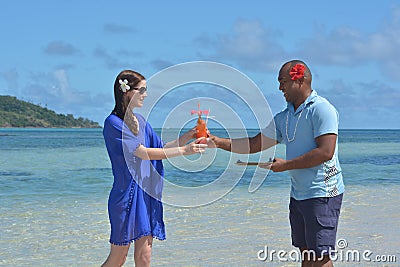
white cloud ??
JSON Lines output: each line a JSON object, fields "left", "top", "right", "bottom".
{"left": 43, "top": 41, "right": 80, "bottom": 56}
{"left": 93, "top": 47, "right": 144, "bottom": 70}
{"left": 317, "top": 80, "right": 400, "bottom": 129}
{"left": 3, "top": 68, "right": 111, "bottom": 123}
{"left": 189, "top": 10, "right": 400, "bottom": 129}
{"left": 195, "top": 6, "right": 400, "bottom": 80}
{"left": 0, "top": 69, "right": 19, "bottom": 94}
{"left": 103, "top": 23, "right": 136, "bottom": 34}
{"left": 194, "top": 19, "right": 287, "bottom": 72}
{"left": 298, "top": 6, "right": 400, "bottom": 80}
{"left": 151, "top": 59, "right": 175, "bottom": 71}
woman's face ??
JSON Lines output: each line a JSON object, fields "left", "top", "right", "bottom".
{"left": 128, "top": 79, "right": 147, "bottom": 108}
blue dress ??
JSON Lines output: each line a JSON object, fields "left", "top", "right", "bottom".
{"left": 103, "top": 113, "right": 166, "bottom": 245}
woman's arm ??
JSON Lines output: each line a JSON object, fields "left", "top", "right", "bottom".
{"left": 135, "top": 137, "right": 207, "bottom": 160}
{"left": 163, "top": 127, "right": 197, "bottom": 148}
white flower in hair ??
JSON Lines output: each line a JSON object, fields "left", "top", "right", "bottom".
{"left": 119, "top": 79, "right": 131, "bottom": 92}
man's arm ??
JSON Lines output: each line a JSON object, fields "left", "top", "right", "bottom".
{"left": 262, "top": 133, "right": 337, "bottom": 172}
{"left": 210, "top": 132, "right": 278, "bottom": 154}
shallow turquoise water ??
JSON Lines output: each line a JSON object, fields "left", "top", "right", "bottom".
{"left": 0, "top": 128, "right": 399, "bottom": 266}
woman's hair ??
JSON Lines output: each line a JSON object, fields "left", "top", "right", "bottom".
{"left": 112, "top": 70, "right": 145, "bottom": 119}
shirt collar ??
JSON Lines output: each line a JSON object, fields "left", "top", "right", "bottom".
{"left": 287, "top": 90, "right": 318, "bottom": 114}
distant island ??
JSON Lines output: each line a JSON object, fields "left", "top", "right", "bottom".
{"left": 0, "top": 95, "right": 101, "bottom": 128}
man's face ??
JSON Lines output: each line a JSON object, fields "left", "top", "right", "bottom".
{"left": 278, "top": 67, "right": 299, "bottom": 103}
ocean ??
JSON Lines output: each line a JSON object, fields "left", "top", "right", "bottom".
{"left": 0, "top": 128, "right": 399, "bottom": 266}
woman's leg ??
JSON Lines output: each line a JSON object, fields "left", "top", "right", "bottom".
{"left": 134, "top": 235, "right": 153, "bottom": 267}
{"left": 101, "top": 243, "right": 130, "bottom": 267}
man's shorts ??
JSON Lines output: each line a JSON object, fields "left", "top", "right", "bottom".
{"left": 289, "top": 194, "right": 343, "bottom": 257}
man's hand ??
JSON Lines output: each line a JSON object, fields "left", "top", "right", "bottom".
{"left": 258, "top": 158, "right": 288, "bottom": 172}
{"left": 206, "top": 133, "right": 218, "bottom": 148}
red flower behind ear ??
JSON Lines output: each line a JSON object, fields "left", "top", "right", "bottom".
{"left": 289, "top": 64, "right": 305, "bottom": 81}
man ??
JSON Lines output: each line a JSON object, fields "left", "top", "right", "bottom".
{"left": 209, "top": 60, "right": 344, "bottom": 267}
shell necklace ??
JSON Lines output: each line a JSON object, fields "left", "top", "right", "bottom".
{"left": 286, "top": 108, "right": 304, "bottom": 142}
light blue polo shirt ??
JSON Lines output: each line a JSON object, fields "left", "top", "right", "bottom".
{"left": 262, "top": 90, "right": 344, "bottom": 200}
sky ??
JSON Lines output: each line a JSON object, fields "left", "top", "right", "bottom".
{"left": 1, "top": 0, "right": 399, "bottom": 129}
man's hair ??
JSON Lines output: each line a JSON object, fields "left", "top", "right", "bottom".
{"left": 283, "top": 59, "right": 312, "bottom": 80}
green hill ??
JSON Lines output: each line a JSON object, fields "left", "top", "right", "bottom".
{"left": 0, "top": 95, "right": 100, "bottom": 128}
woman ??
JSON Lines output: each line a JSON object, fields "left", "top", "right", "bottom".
{"left": 102, "top": 70, "right": 206, "bottom": 267}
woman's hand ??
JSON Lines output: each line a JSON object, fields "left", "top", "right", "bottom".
{"left": 186, "top": 126, "right": 198, "bottom": 139}
{"left": 164, "top": 127, "right": 198, "bottom": 149}
{"left": 178, "top": 126, "right": 198, "bottom": 145}
{"left": 183, "top": 137, "right": 208, "bottom": 155}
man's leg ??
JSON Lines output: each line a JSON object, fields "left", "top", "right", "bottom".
{"left": 289, "top": 198, "right": 310, "bottom": 266}
{"left": 302, "top": 194, "right": 343, "bottom": 267}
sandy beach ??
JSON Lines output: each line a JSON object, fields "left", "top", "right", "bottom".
{"left": 2, "top": 184, "right": 399, "bottom": 266}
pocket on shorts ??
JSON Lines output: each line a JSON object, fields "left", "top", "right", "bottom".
{"left": 316, "top": 216, "right": 336, "bottom": 246}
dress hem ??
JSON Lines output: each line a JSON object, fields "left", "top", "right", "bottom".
{"left": 110, "top": 233, "right": 166, "bottom": 246}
